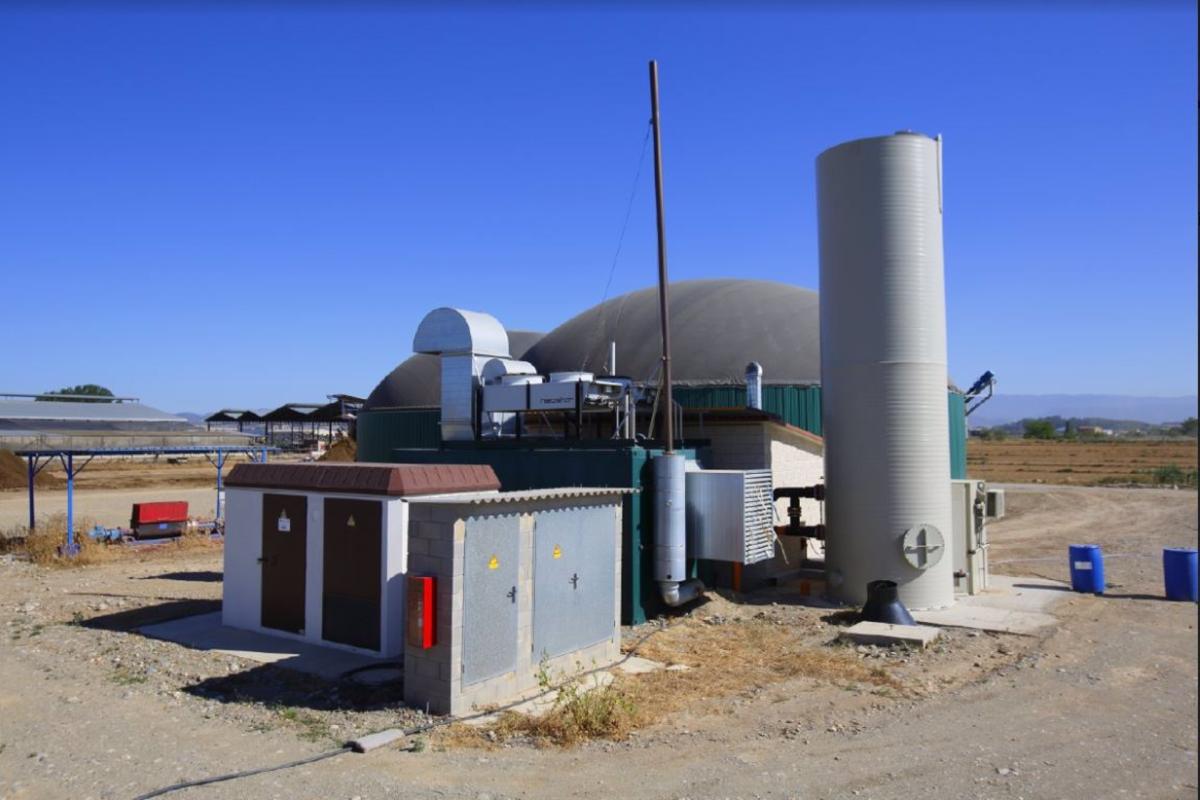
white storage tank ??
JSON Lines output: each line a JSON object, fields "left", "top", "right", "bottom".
{"left": 817, "top": 131, "right": 955, "bottom": 610}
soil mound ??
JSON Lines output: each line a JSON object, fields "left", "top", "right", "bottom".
{"left": 0, "top": 449, "right": 66, "bottom": 490}
{"left": 319, "top": 438, "right": 357, "bottom": 462}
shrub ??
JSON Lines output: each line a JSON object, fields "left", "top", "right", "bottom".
{"left": 1023, "top": 419, "right": 1057, "bottom": 440}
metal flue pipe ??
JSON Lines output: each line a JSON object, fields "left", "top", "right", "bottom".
{"left": 648, "top": 59, "right": 701, "bottom": 608}
{"left": 649, "top": 59, "right": 674, "bottom": 454}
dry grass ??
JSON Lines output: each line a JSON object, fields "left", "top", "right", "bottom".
{"left": 623, "top": 617, "right": 899, "bottom": 719}
{"left": 11, "top": 513, "right": 221, "bottom": 567}
{"left": 20, "top": 513, "right": 114, "bottom": 566}
{"left": 440, "top": 617, "right": 900, "bottom": 749}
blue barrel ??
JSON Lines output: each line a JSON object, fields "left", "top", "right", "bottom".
{"left": 1163, "top": 548, "right": 1198, "bottom": 602}
{"left": 1068, "top": 544, "right": 1105, "bottom": 594}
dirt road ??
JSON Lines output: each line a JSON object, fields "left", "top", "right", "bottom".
{"left": 0, "top": 485, "right": 1195, "bottom": 800}
{"left": 0, "top": 486, "right": 218, "bottom": 533}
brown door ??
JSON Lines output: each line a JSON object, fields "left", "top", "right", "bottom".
{"left": 322, "top": 498, "right": 382, "bottom": 651}
{"left": 261, "top": 493, "right": 307, "bottom": 634}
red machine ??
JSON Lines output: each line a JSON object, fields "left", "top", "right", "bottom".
{"left": 406, "top": 576, "right": 436, "bottom": 649}
{"left": 130, "top": 501, "right": 189, "bottom": 539}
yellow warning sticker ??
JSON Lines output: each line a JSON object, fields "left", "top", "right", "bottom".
{"left": 552, "top": 544, "right": 562, "bottom": 560}
{"left": 488, "top": 555, "right": 499, "bottom": 570}
{"left": 347, "top": 515, "right": 356, "bottom": 527}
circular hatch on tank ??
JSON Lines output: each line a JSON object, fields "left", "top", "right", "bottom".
{"left": 901, "top": 524, "right": 946, "bottom": 570}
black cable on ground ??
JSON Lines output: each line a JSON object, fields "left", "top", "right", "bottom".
{"left": 132, "top": 746, "right": 351, "bottom": 800}
{"left": 131, "top": 620, "right": 674, "bottom": 798}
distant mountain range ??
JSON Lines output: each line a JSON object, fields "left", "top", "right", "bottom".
{"left": 969, "top": 394, "right": 1198, "bottom": 428}
{"left": 174, "top": 396, "right": 1197, "bottom": 431}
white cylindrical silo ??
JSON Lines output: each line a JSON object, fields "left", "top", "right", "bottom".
{"left": 817, "top": 132, "right": 954, "bottom": 610}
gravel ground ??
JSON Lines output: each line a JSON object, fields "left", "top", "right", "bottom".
{"left": 0, "top": 484, "right": 1195, "bottom": 800}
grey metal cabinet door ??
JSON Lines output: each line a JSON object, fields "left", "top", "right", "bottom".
{"left": 532, "top": 506, "right": 616, "bottom": 661}
{"left": 462, "top": 515, "right": 520, "bottom": 685}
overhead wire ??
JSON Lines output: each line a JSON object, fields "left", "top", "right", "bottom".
{"left": 581, "top": 123, "right": 652, "bottom": 373}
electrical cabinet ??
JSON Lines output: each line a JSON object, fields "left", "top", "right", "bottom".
{"left": 461, "top": 515, "right": 520, "bottom": 685}
{"left": 950, "top": 479, "right": 989, "bottom": 595}
{"left": 532, "top": 506, "right": 618, "bottom": 661}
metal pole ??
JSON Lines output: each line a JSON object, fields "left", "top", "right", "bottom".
{"left": 649, "top": 59, "right": 674, "bottom": 454}
{"left": 27, "top": 457, "right": 35, "bottom": 531}
{"left": 215, "top": 450, "right": 225, "bottom": 521}
{"left": 65, "top": 453, "right": 75, "bottom": 555}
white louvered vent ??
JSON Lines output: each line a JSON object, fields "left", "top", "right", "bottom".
{"left": 685, "top": 469, "right": 776, "bottom": 566}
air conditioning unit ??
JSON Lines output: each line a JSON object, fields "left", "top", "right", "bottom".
{"left": 685, "top": 470, "right": 775, "bottom": 565}
{"left": 951, "top": 479, "right": 989, "bottom": 595}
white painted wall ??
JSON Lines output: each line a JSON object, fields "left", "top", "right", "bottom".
{"left": 382, "top": 501, "right": 410, "bottom": 657}
{"left": 221, "top": 488, "right": 410, "bottom": 658}
{"left": 222, "top": 488, "right": 262, "bottom": 631}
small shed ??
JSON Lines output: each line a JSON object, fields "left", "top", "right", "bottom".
{"left": 222, "top": 462, "right": 500, "bottom": 657}
{"left": 402, "top": 488, "right": 628, "bottom": 715}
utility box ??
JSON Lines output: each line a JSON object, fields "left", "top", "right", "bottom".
{"left": 685, "top": 469, "right": 775, "bottom": 565}
{"left": 222, "top": 462, "right": 500, "bottom": 658}
{"left": 985, "top": 488, "right": 1006, "bottom": 520}
{"left": 130, "top": 501, "right": 189, "bottom": 539}
{"left": 403, "top": 488, "right": 627, "bottom": 716}
{"left": 950, "top": 479, "right": 989, "bottom": 596}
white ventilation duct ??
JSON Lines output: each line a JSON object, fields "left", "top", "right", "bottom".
{"left": 413, "top": 308, "right": 512, "bottom": 441}
{"left": 816, "top": 132, "right": 954, "bottom": 610}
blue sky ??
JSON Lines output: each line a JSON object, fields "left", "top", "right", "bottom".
{"left": 1, "top": 4, "right": 1195, "bottom": 412}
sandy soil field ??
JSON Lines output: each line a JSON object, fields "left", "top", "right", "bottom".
{"left": 0, "top": 485, "right": 1195, "bottom": 800}
{"left": 967, "top": 439, "right": 1197, "bottom": 485}
{"left": 0, "top": 454, "right": 314, "bottom": 535}
{"left": 0, "top": 487, "right": 220, "bottom": 534}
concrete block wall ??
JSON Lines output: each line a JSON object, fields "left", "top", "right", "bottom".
{"left": 404, "top": 496, "right": 623, "bottom": 717}
{"left": 684, "top": 423, "right": 769, "bottom": 471}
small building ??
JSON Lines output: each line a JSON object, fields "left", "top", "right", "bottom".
{"left": 222, "top": 462, "right": 501, "bottom": 657}
{"left": 222, "top": 461, "right": 627, "bottom": 716}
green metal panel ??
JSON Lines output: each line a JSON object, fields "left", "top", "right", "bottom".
{"left": 672, "top": 385, "right": 823, "bottom": 434}
{"left": 389, "top": 443, "right": 694, "bottom": 625}
{"left": 948, "top": 392, "right": 967, "bottom": 480}
{"left": 675, "top": 384, "right": 963, "bottom": 476}
{"left": 356, "top": 409, "right": 441, "bottom": 462}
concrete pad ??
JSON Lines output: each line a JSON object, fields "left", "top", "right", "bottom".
{"left": 139, "top": 612, "right": 393, "bottom": 680}
{"left": 911, "top": 574, "right": 1067, "bottom": 635}
{"left": 613, "top": 655, "right": 666, "bottom": 675}
{"left": 978, "top": 574, "right": 1070, "bottom": 614}
{"left": 912, "top": 605, "right": 1058, "bottom": 635}
{"left": 841, "top": 621, "right": 941, "bottom": 648}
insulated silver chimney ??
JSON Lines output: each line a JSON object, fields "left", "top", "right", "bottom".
{"left": 745, "top": 362, "right": 763, "bottom": 410}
